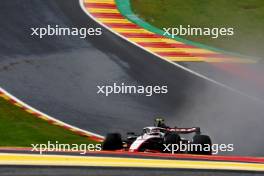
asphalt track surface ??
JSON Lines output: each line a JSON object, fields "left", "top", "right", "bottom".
{"left": 0, "top": 0, "right": 264, "bottom": 159}
{"left": 185, "top": 62, "right": 264, "bottom": 101}
{"left": 1, "top": 166, "right": 263, "bottom": 176}
{"left": 0, "top": 150, "right": 263, "bottom": 175}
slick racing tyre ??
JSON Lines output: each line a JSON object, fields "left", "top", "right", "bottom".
{"left": 191, "top": 134, "right": 212, "bottom": 155}
{"left": 163, "top": 132, "right": 181, "bottom": 153}
{"left": 102, "top": 133, "right": 123, "bottom": 150}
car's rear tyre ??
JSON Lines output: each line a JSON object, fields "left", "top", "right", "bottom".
{"left": 102, "top": 133, "right": 123, "bottom": 150}
{"left": 163, "top": 132, "right": 181, "bottom": 153}
{"left": 191, "top": 134, "right": 212, "bottom": 155}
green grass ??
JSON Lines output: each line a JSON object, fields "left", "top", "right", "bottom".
{"left": 131, "top": 0, "right": 264, "bottom": 59}
{"left": 0, "top": 97, "right": 98, "bottom": 147}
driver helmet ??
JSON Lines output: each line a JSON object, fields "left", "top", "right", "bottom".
{"left": 154, "top": 117, "right": 165, "bottom": 127}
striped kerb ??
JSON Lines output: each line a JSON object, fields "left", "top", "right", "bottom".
{"left": 84, "top": 0, "right": 253, "bottom": 63}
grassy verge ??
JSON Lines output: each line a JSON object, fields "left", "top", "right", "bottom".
{"left": 131, "top": 0, "right": 264, "bottom": 59}
{"left": 0, "top": 97, "right": 98, "bottom": 147}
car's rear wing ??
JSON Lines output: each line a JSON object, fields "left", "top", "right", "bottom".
{"left": 167, "top": 127, "right": 201, "bottom": 134}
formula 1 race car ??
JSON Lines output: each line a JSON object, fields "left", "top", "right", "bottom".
{"left": 103, "top": 118, "right": 212, "bottom": 155}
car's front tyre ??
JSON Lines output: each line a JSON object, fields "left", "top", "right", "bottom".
{"left": 102, "top": 133, "right": 123, "bottom": 150}
{"left": 163, "top": 132, "right": 181, "bottom": 153}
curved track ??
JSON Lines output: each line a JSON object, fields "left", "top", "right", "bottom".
{"left": 0, "top": 0, "right": 263, "bottom": 157}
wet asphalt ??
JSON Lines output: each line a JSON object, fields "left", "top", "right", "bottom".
{"left": 0, "top": 0, "right": 263, "bottom": 158}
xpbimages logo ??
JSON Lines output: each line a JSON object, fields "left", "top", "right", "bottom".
{"left": 30, "top": 25, "right": 102, "bottom": 39}
{"left": 31, "top": 141, "right": 102, "bottom": 154}
{"left": 97, "top": 83, "right": 168, "bottom": 96}
{"left": 163, "top": 142, "right": 234, "bottom": 154}
{"left": 163, "top": 25, "right": 234, "bottom": 39}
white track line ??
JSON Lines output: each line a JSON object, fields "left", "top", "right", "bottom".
{"left": 0, "top": 87, "right": 104, "bottom": 139}
{"left": 79, "top": 0, "right": 264, "bottom": 105}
